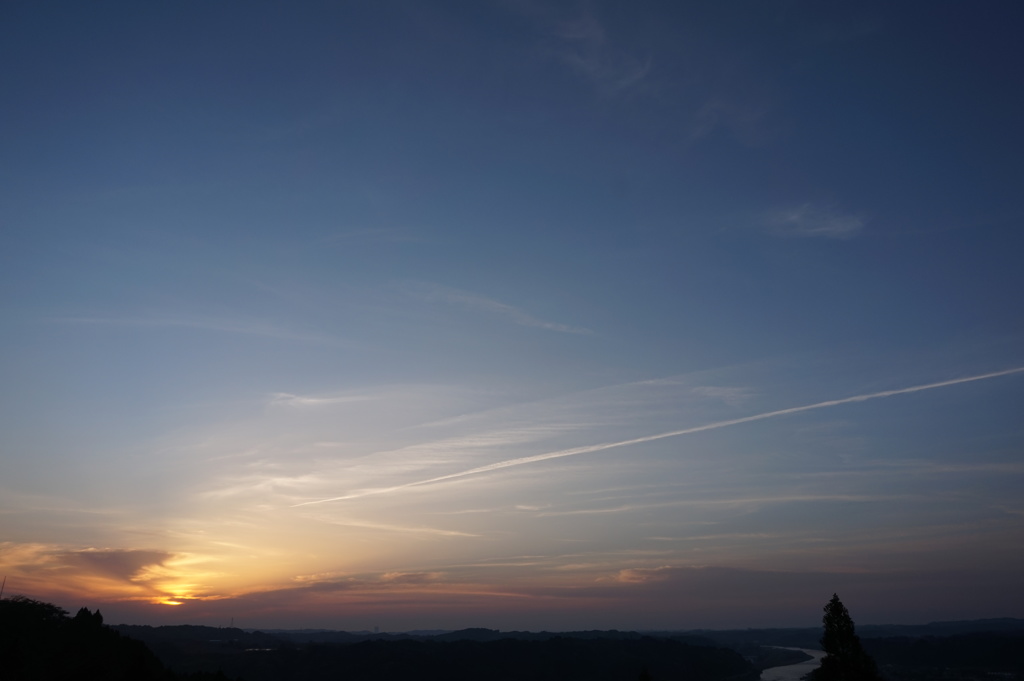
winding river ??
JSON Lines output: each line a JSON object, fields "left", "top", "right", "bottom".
{"left": 759, "top": 648, "right": 825, "bottom": 681}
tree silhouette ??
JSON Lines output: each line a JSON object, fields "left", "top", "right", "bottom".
{"left": 1, "top": 595, "right": 233, "bottom": 680}
{"left": 811, "top": 594, "right": 882, "bottom": 681}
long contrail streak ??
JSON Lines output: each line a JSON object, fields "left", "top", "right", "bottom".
{"left": 291, "top": 367, "right": 1024, "bottom": 507}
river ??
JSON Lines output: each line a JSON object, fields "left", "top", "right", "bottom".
{"left": 759, "top": 648, "right": 825, "bottom": 681}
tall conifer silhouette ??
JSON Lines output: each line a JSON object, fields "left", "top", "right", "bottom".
{"left": 811, "top": 593, "right": 882, "bottom": 681}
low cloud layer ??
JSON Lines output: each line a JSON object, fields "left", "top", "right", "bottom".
{"left": 28, "top": 558, "right": 1023, "bottom": 631}
{"left": 0, "top": 544, "right": 180, "bottom": 603}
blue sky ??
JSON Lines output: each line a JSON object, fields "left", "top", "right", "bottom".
{"left": 2, "top": 1, "right": 1023, "bottom": 630}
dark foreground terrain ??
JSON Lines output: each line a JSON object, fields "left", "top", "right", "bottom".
{"left": 115, "top": 620, "right": 1024, "bottom": 681}
{"left": 109, "top": 625, "right": 761, "bottom": 681}
{"left": 4, "top": 596, "right": 1023, "bottom": 681}
{"left": 0, "top": 596, "right": 227, "bottom": 681}
{"left": 2, "top": 596, "right": 757, "bottom": 681}
{"left": 688, "top": 622, "right": 1024, "bottom": 681}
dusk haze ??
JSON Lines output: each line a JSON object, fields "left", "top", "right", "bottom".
{"left": 2, "top": 1, "right": 1023, "bottom": 635}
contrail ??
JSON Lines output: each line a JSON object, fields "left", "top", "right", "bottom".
{"left": 291, "top": 367, "right": 1024, "bottom": 507}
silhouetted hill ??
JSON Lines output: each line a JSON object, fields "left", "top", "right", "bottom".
{"left": 864, "top": 631, "right": 1024, "bottom": 680}
{"left": 0, "top": 596, "right": 233, "bottom": 681}
{"left": 430, "top": 627, "right": 717, "bottom": 644}
{"left": 17, "top": 599, "right": 1021, "bottom": 681}
{"left": 858, "top": 618, "right": 1024, "bottom": 638}
{"left": 116, "top": 624, "right": 289, "bottom": 657}
{"left": 111, "top": 624, "right": 758, "bottom": 681}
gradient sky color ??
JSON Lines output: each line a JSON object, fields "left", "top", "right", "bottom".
{"left": 2, "top": 1, "right": 1023, "bottom": 631}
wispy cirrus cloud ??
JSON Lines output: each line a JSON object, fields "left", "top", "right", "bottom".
{"left": 405, "top": 282, "right": 592, "bottom": 334}
{"left": 765, "top": 203, "right": 865, "bottom": 239}
{"left": 691, "top": 385, "right": 756, "bottom": 407}
{"left": 542, "top": 494, "right": 902, "bottom": 519}
{"left": 48, "top": 315, "right": 338, "bottom": 344}
{"left": 379, "top": 571, "right": 444, "bottom": 584}
{"left": 269, "top": 392, "right": 380, "bottom": 408}
{"left": 555, "top": 11, "right": 651, "bottom": 95}
{"left": 293, "top": 367, "right": 1024, "bottom": 506}
{"left": 509, "top": 2, "right": 650, "bottom": 96}
{"left": 307, "top": 515, "right": 479, "bottom": 538}
{"left": 690, "top": 95, "right": 773, "bottom": 142}
{"left": 322, "top": 227, "right": 424, "bottom": 244}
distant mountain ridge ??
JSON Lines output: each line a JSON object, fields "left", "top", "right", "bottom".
{"left": 111, "top": 624, "right": 760, "bottom": 681}
{"left": 109, "top": 619, "right": 1024, "bottom": 681}
{"left": 142, "top": 617, "right": 1024, "bottom": 641}
{"left": 111, "top": 618, "right": 1024, "bottom": 656}
{"left": 857, "top": 618, "right": 1024, "bottom": 637}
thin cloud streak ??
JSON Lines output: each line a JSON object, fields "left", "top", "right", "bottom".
{"left": 49, "top": 316, "right": 338, "bottom": 344}
{"left": 766, "top": 203, "right": 864, "bottom": 239}
{"left": 309, "top": 517, "right": 479, "bottom": 538}
{"left": 269, "top": 392, "right": 379, "bottom": 408}
{"left": 293, "top": 367, "right": 1024, "bottom": 507}
{"left": 407, "top": 282, "right": 592, "bottom": 335}
{"left": 557, "top": 12, "right": 651, "bottom": 95}
{"left": 532, "top": 494, "right": 890, "bottom": 517}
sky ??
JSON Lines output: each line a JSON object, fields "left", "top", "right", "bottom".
{"left": 2, "top": 1, "right": 1023, "bottom": 632}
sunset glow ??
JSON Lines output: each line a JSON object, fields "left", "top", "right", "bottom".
{"left": 2, "top": 1, "right": 1023, "bottom": 631}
